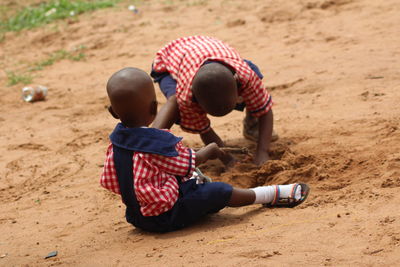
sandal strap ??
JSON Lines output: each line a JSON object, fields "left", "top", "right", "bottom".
{"left": 271, "top": 185, "right": 280, "bottom": 205}
{"left": 289, "top": 183, "right": 299, "bottom": 200}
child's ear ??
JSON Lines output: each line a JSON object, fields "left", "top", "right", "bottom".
{"left": 150, "top": 100, "right": 158, "bottom": 116}
{"left": 108, "top": 106, "right": 119, "bottom": 119}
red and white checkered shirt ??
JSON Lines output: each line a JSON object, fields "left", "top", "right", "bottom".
{"left": 100, "top": 138, "right": 196, "bottom": 216}
{"left": 152, "top": 35, "right": 272, "bottom": 134}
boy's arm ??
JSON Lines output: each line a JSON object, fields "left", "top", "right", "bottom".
{"left": 254, "top": 109, "right": 273, "bottom": 165}
{"left": 152, "top": 95, "right": 180, "bottom": 129}
{"left": 200, "top": 128, "right": 224, "bottom": 147}
{"left": 196, "top": 142, "right": 225, "bottom": 165}
{"left": 200, "top": 129, "right": 236, "bottom": 167}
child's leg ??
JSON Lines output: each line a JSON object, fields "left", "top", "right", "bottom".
{"left": 228, "top": 188, "right": 255, "bottom": 207}
{"left": 228, "top": 184, "right": 309, "bottom": 208}
{"left": 162, "top": 181, "right": 309, "bottom": 232}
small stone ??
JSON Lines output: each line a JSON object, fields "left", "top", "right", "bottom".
{"left": 337, "top": 214, "right": 341, "bottom": 218}
{"left": 44, "top": 251, "right": 57, "bottom": 259}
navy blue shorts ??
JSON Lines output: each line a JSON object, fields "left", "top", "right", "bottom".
{"left": 150, "top": 59, "right": 263, "bottom": 112}
{"left": 125, "top": 179, "right": 233, "bottom": 232}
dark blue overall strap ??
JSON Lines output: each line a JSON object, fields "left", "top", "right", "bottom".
{"left": 112, "top": 145, "right": 140, "bottom": 211}
{"left": 110, "top": 123, "right": 181, "bottom": 156}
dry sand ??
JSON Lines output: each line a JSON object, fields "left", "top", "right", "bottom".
{"left": 1, "top": 0, "right": 400, "bottom": 265}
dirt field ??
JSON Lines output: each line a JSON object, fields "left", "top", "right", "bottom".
{"left": 1, "top": 0, "right": 400, "bottom": 265}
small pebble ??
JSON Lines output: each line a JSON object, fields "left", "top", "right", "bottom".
{"left": 44, "top": 251, "right": 57, "bottom": 259}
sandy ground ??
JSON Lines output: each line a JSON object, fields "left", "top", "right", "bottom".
{"left": 1, "top": 0, "right": 400, "bottom": 265}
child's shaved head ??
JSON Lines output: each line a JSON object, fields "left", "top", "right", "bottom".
{"left": 192, "top": 62, "right": 238, "bottom": 117}
{"left": 107, "top": 67, "right": 157, "bottom": 127}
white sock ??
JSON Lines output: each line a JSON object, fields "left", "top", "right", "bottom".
{"left": 251, "top": 184, "right": 301, "bottom": 204}
{"left": 251, "top": 186, "right": 275, "bottom": 204}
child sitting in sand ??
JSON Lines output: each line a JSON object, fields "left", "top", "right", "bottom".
{"left": 100, "top": 67, "right": 310, "bottom": 233}
{"left": 151, "top": 36, "right": 276, "bottom": 167}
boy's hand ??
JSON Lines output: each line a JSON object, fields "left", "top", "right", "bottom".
{"left": 196, "top": 143, "right": 233, "bottom": 165}
{"left": 199, "top": 128, "right": 237, "bottom": 167}
{"left": 254, "top": 149, "right": 269, "bottom": 165}
{"left": 196, "top": 143, "right": 223, "bottom": 162}
{"left": 220, "top": 152, "right": 236, "bottom": 169}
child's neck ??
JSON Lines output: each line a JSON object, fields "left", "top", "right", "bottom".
{"left": 121, "top": 122, "right": 149, "bottom": 128}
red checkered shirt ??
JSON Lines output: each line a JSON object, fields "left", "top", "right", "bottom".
{"left": 100, "top": 137, "right": 196, "bottom": 216}
{"left": 152, "top": 35, "right": 273, "bottom": 134}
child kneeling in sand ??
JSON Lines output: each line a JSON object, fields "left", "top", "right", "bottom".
{"left": 100, "top": 67, "right": 310, "bottom": 233}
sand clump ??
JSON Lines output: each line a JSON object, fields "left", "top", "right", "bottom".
{"left": 213, "top": 141, "right": 321, "bottom": 188}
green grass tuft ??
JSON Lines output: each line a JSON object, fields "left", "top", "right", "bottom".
{"left": 6, "top": 45, "right": 86, "bottom": 86}
{"left": 7, "top": 71, "right": 33, "bottom": 86}
{"left": 0, "top": 0, "right": 120, "bottom": 32}
{"left": 186, "top": 0, "right": 208, "bottom": 7}
{"left": 30, "top": 46, "right": 87, "bottom": 71}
